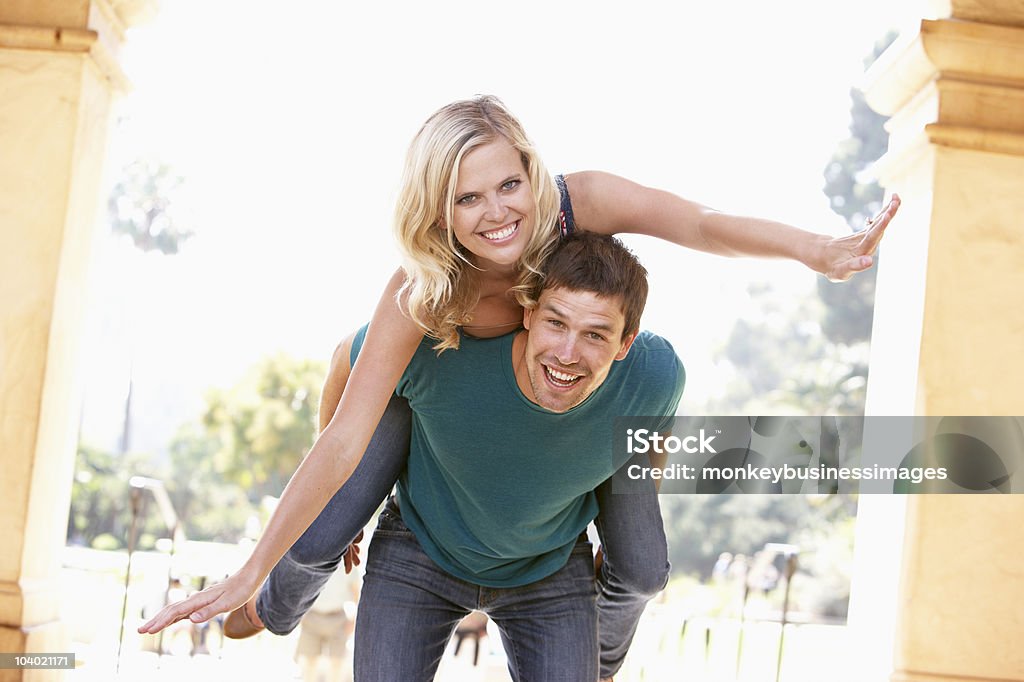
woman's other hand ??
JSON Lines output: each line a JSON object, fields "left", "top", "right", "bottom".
{"left": 821, "top": 194, "right": 901, "bottom": 282}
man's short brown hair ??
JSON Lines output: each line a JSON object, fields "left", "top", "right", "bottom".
{"left": 530, "top": 232, "right": 649, "bottom": 338}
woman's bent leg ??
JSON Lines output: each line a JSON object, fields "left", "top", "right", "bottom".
{"left": 256, "top": 394, "right": 412, "bottom": 635}
{"left": 593, "top": 452, "right": 670, "bottom": 679}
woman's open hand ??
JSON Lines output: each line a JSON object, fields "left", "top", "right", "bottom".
{"left": 137, "top": 571, "right": 259, "bottom": 635}
{"left": 821, "top": 194, "right": 901, "bottom": 282}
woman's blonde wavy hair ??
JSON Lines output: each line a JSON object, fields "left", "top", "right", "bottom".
{"left": 395, "top": 96, "right": 561, "bottom": 351}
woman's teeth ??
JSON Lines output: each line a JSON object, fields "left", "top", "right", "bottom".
{"left": 481, "top": 221, "right": 518, "bottom": 241}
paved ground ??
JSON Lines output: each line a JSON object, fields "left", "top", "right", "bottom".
{"left": 69, "top": 623, "right": 512, "bottom": 682}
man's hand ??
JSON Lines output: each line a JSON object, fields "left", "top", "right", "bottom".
{"left": 821, "top": 194, "right": 901, "bottom": 282}
{"left": 137, "top": 572, "right": 258, "bottom": 635}
{"left": 342, "top": 529, "right": 365, "bottom": 574}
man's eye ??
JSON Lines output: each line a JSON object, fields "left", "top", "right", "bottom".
{"left": 587, "top": 332, "right": 607, "bottom": 341}
{"left": 547, "top": 319, "right": 565, "bottom": 328}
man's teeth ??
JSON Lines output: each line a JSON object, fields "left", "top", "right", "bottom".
{"left": 481, "top": 221, "right": 518, "bottom": 241}
{"left": 545, "top": 366, "right": 581, "bottom": 385}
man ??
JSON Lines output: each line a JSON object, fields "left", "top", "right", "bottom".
{"left": 237, "top": 232, "right": 684, "bottom": 680}
{"left": 352, "top": 232, "right": 685, "bottom": 681}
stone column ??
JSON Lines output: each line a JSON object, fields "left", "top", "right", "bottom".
{"left": 0, "top": 2, "right": 154, "bottom": 679}
{"left": 851, "top": 3, "right": 1024, "bottom": 681}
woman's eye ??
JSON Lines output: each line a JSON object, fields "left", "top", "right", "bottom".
{"left": 457, "top": 195, "right": 476, "bottom": 205}
{"left": 502, "top": 179, "right": 521, "bottom": 191}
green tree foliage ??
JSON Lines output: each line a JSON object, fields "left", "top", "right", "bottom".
{"left": 662, "top": 33, "right": 901, "bottom": 620}
{"left": 711, "top": 31, "right": 899, "bottom": 418}
{"left": 107, "top": 157, "right": 194, "bottom": 255}
{"left": 67, "top": 445, "right": 167, "bottom": 550}
{"left": 662, "top": 494, "right": 857, "bottom": 617}
{"left": 164, "top": 424, "right": 256, "bottom": 543}
{"left": 198, "top": 353, "right": 326, "bottom": 503}
{"left": 69, "top": 353, "right": 325, "bottom": 547}
{"left": 711, "top": 286, "right": 867, "bottom": 416}
{"left": 661, "top": 495, "right": 851, "bottom": 576}
{"left": 818, "top": 30, "right": 898, "bottom": 345}
{"left": 70, "top": 152, "right": 197, "bottom": 547}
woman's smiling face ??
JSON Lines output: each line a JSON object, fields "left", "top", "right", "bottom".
{"left": 449, "top": 137, "right": 535, "bottom": 271}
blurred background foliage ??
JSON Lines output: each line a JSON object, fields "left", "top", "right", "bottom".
{"left": 663, "top": 31, "right": 897, "bottom": 620}
{"left": 69, "top": 353, "right": 324, "bottom": 550}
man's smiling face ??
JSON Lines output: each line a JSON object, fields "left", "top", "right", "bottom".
{"left": 514, "top": 287, "right": 637, "bottom": 413}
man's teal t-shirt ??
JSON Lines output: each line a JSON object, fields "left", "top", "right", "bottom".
{"left": 351, "top": 326, "right": 684, "bottom": 588}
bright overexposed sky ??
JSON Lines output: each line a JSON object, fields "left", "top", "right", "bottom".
{"left": 80, "top": 0, "right": 926, "bottom": 454}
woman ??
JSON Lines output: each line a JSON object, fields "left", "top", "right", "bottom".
{"left": 139, "top": 96, "right": 898, "bottom": 662}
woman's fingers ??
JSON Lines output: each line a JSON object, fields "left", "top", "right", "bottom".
{"left": 140, "top": 597, "right": 201, "bottom": 633}
{"left": 823, "top": 194, "right": 901, "bottom": 280}
{"left": 138, "top": 602, "right": 190, "bottom": 634}
{"left": 827, "top": 255, "right": 873, "bottom": 282}
{"left": 137, "top": 586, "right": 225, "bottom": 634}
{"left": 857, "top": 194, "right": 901, "bottom": 255}
{"left": 190, "top": 592, "right": 237, "bottom": 624}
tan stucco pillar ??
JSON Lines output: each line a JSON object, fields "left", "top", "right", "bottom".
{"left": 0, "top": 2, "right": 153, "bottom": 679}
{"left": 851, "top": 3, "right": 1024, "bottom": 681}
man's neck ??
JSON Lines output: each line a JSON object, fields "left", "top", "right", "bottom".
{"left": 510, "top": 329, "right": 538, "bottom": 405}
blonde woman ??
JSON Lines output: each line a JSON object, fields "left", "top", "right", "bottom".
{"left": 140, "top": 96, "right": 898, "bottom": 678}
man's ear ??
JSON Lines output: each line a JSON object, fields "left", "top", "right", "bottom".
{"left": 614, "top": 331, "right": 638, "bottom": 361}
{"left": 522, "top": 306, "right": 533, "bottom": 330}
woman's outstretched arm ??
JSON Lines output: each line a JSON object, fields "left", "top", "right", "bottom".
{"left": 565, "top": 171, "right": 900, "bottom": 282}
{"left": 138, "top": 269, "right": 422, "bottom": 634}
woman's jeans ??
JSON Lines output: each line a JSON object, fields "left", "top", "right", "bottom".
{"left": 255, "top": 395, "right": 668, "bottom": 679}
